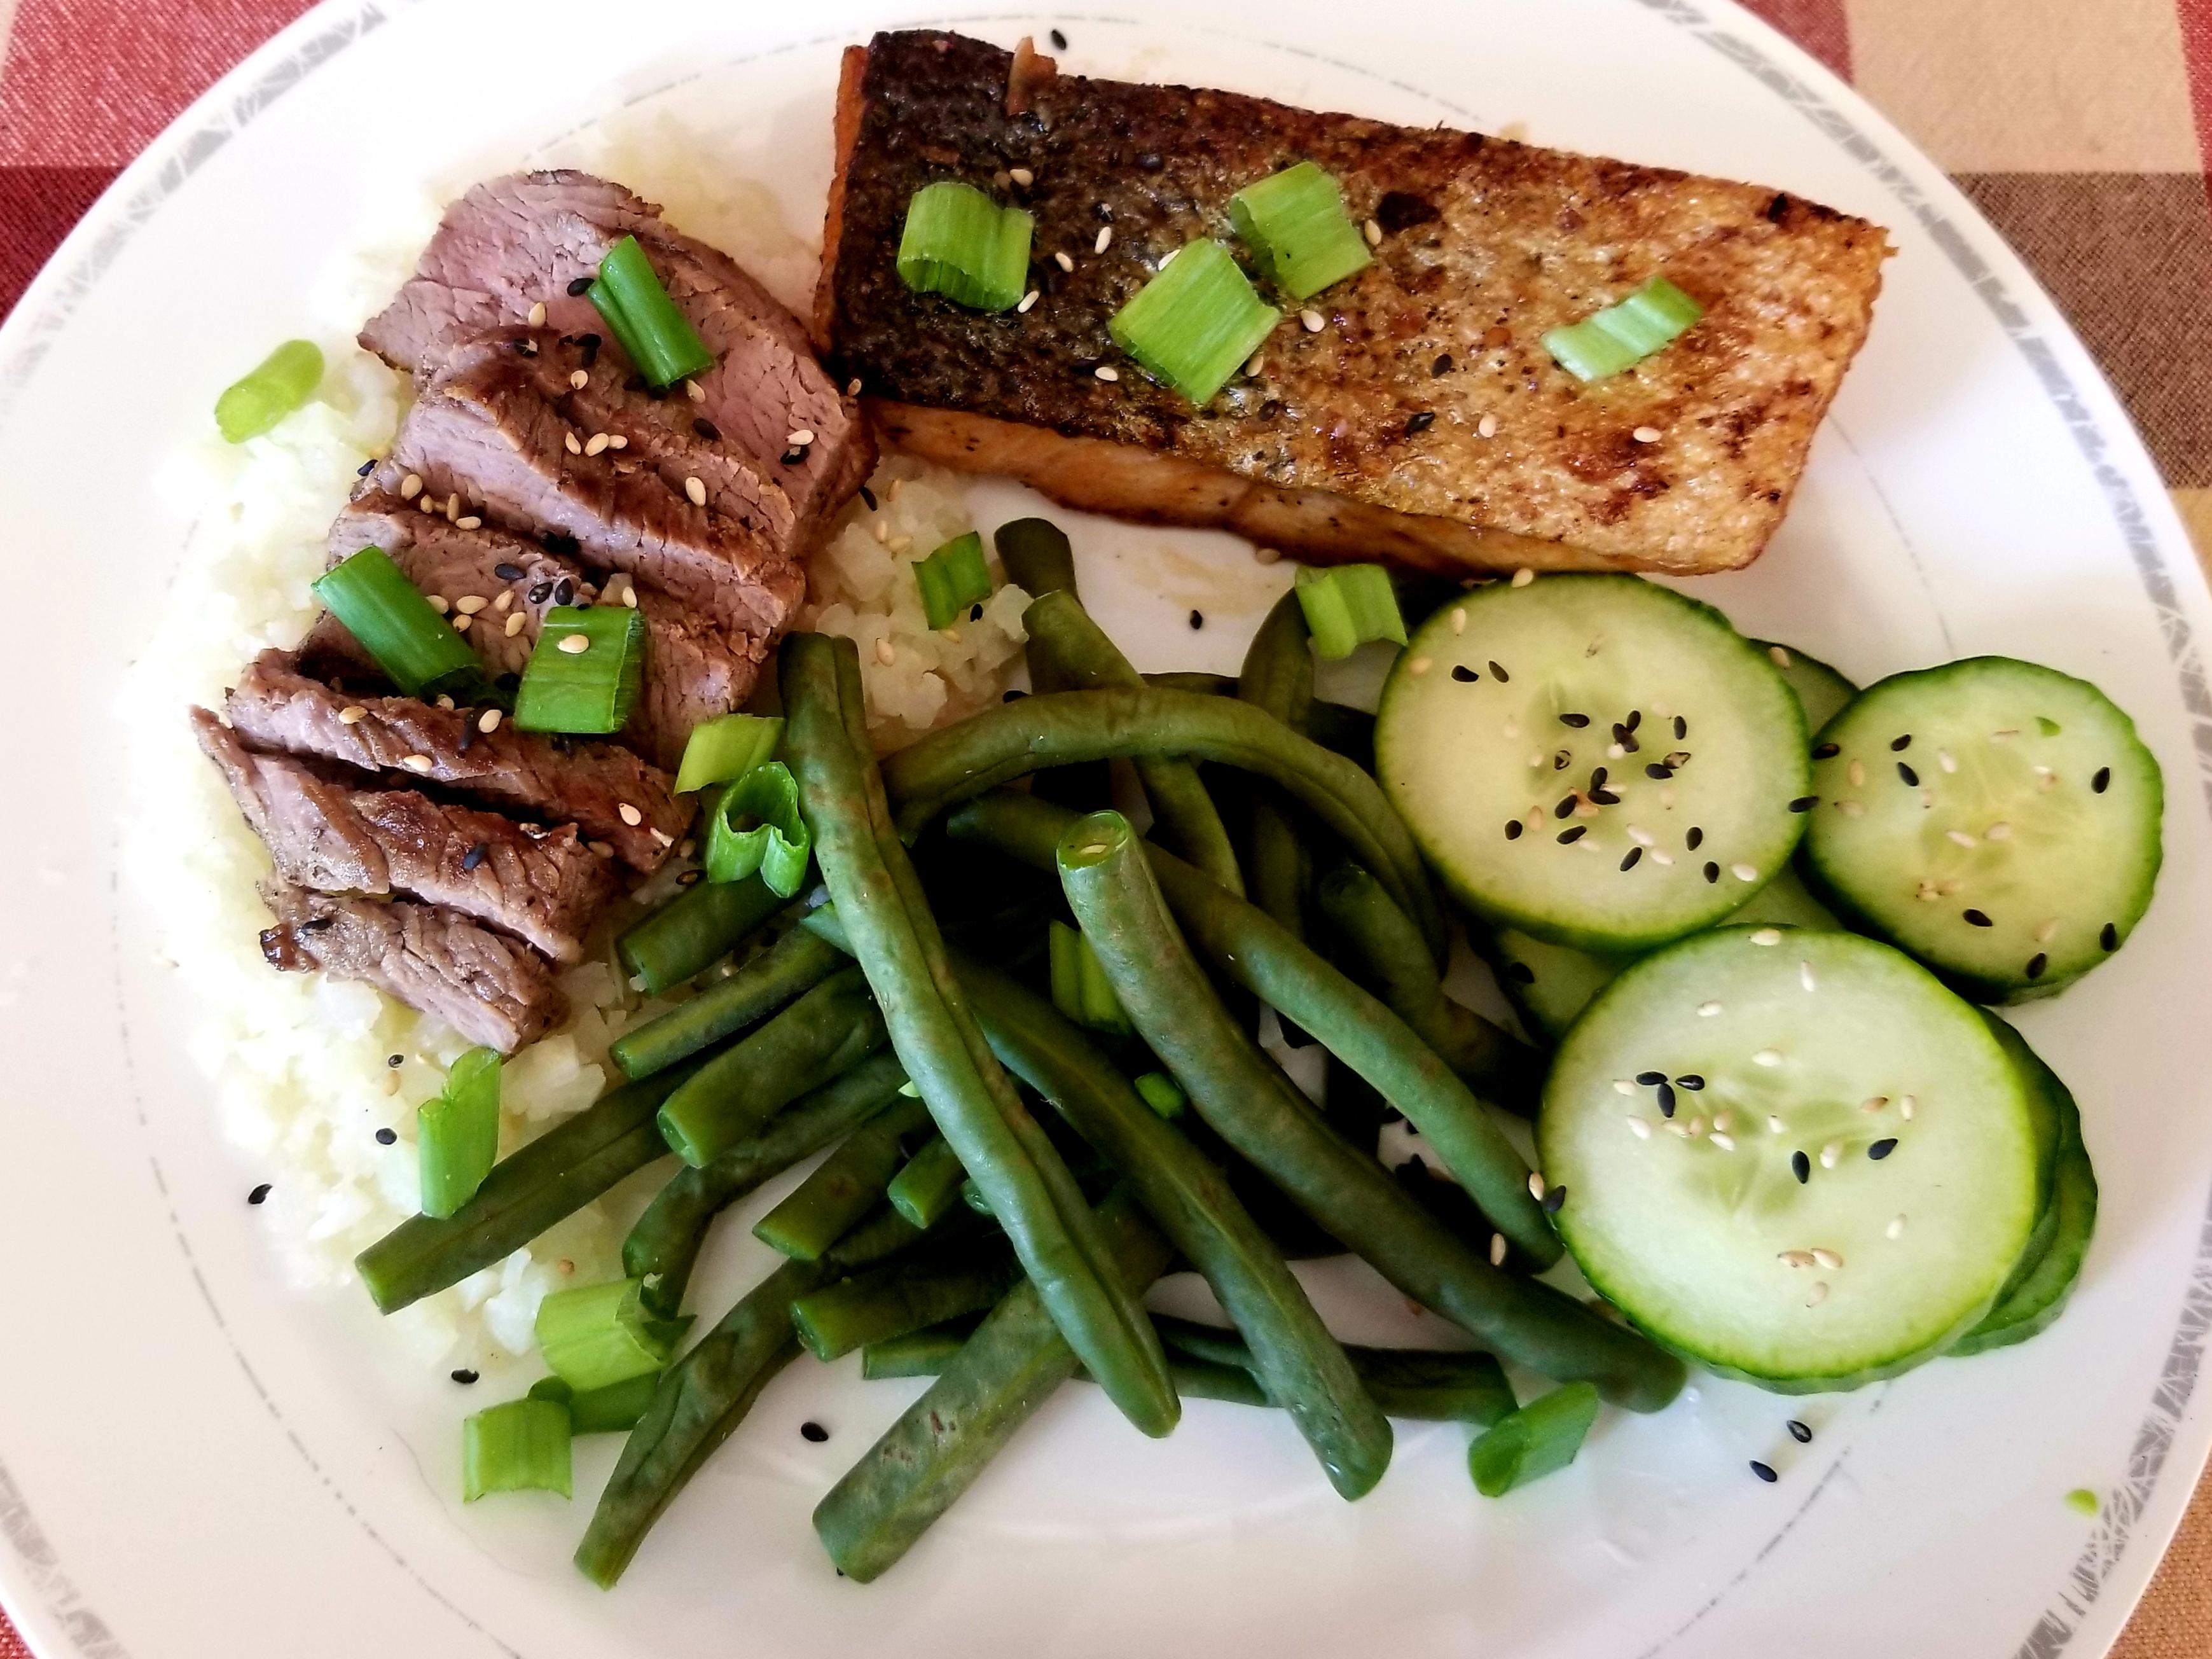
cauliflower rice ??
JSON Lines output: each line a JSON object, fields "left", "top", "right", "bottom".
{"left": 119, "top": 134, "right": 1018, "bottom": 1366}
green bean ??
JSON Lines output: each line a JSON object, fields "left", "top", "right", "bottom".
{"left": 790, "top": 1235, "right": 1024, "bottom": 1361}
{"left": 813, "top": 1186, "right": 1177, "bottom": 1581}
{"left": 958, "top": 948, "right": 1391, "bottom": 1499}
{"left": 992, "top": 517, "right": 1078, "bottom": 597}
{"left": 859, "top": 1319, "right": 983, "bottom": 1376}
{"left": 880, "top": 684, "right": 1444, "bottom": 962}
{"left": 782, "top": 632, "right": 1177, "bottom": 1436}
{"left": 752, "top": 1094, "right": 933, "bottom": 1261}
{"left": 1143, "top": 671, "right": 1374, "bottom": 767}
{"left": 1054, "top": 812, "right": 1682, "bottom": 1411}
{"left": 625, "top": 1051, "right": 911, "bottom": 1314}
{"left": 530, "top": 1371, "right": 664, "bottom": 1435}
{"left": 1324, "top": 1051, "right": 1388, "bottom": 1155}
{"left": 1152, "top": 1315, "right": 1514, "bottom": 1424}
{"left": 1237, "top": 590, "right": 1318, "bottom": 954}
{"left": 950, "top": 792, "right": 1556, "bottom": 1263}
{"left": 610, "top": 924, "right": 847, "bottom": 1080}
{"left": 1024, "top": 590, "right": 1245, "bottom": 898}
{"left": 656, "top": 965, "right": 887, "bottom": 1167}
{"left": 357, "top": 1057, "right": 705, "bottom": 1314}
{"left": 1467, "top": 1382, "right": 1601, "bottom": 1497}
{"left": 869, "top": 1331, "right": 1270, "bottom": 1404}
{"left": 887, "top": 1134, "right": 970, "bottom": 1230}
{"left": 617, "top": 877, "right": 791, "bottom": 994}
{"left": 1313, "top": 863, "right": 1546, "bottom": 1113}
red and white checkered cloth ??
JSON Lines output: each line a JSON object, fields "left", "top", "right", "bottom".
{"left": 1, "top": 2, "right": 2207, "bottom": 1655}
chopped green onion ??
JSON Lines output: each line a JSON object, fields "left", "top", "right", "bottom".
{"left": 529, "top": 1372, "right": 660, "bottom": 1436}
{"left": 1227, "top": 162, "right": 1372, "bottom": 301}
{"left": 914, "top": 531, "right": 994, "bottom": 630}
{"left": 896, "top": 182, "right": 1033, "bottom": 312}
{"left": 1132, "top": 1072, "right": 1187, "bottom": 1120}
{"left": 1542, "top": 277, "right": 1704, "bottom": 382}
{"left": 588, "top": 235, "right": 714, "bottom": 389}
{"left": 1049, "top": 920, "right": 1133, "bottom": 1037}
{"left": 417, "top": 1047, "right": 501, "bottom": 1220}
{"left": 1467, "top": 1381, "right": 1600, "bottom": 1497}
{"left": 462, "top": 1398, "right": 572, "bottom": 1501}
{"left": 535, "top": 1276, "right": 686, "bottom": 1392}
{"left": 312, "top": 546, "right": 489, "bottom": 704}
{"left": 514, "top": 606, "right": 645, "bottom": 735}
{"left": 215, "top": 339, "right": 324, "bottom": 443}
{"left": 1294, "top": 564, "right": 1408, "bottom": 660}
{"left": 1108, "top": 240, "right": 1280, "bottom": 406}
{"left": 672, "top": 713, "right": 784, "bottom": 795}
{"left": 702, "top": 761, "right": 812, "bottom": 896}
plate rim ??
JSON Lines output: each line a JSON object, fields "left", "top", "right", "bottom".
{"left": 0, "top": 3, "right": 2206, "bottom": 1656}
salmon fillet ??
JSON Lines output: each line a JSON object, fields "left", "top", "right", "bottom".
{"left": 818, "top": 31, "right": 1891, "bottom": 576}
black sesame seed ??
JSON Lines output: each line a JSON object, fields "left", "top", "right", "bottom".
{"left": 554, "top": 578, "right": 576, "bottom": 606}
{"left": 1050, "top": 27, "right": 1068, "bottom": 47}
{"left": 452, "top": 1368, "right": 480, "bottom": 1385}
{"left": 1647, "top": 763, "right": 1674, "bottom": 781}
{"left": 388, "top": 1053, "right": 404, "bottom": 1067}
{"left": 1787, "top": 1419, "right": 1813, "bottom": 1444}
{"left": 677, "top": 869, "right": 702, "bottom": 886}
{"left": 2093, "top": 767, "right": 2111, "bottom": 793}
{"left": 1137, "top": 151, "right": 1163, "bottom": 172}
{"left": 859, "top": 485, "right": 878, "bottom": 511}
{"left": 1588, "top": 767, "right": 1608, "bottom": 788}
{"left": 1636, "top": 1071, "right": 1666, "bottom": 1086}
{"left": 1812, "top": 741, "right": 1839, "bottom": 759}
{"left": 1869, "top": 1138, "right": 1898, "bottom": 1160}
{"left": 1189, "top": 609, "right": 1205, "bottom": 630}
{"left": 1505, "top": 820, "right": 1524, "bottom": 840}
{"left": 356, "top": 458, "right": 377, "bottom": 477}
{"left": 1666, "top": 751, "right": 1691, "bottom": 768}
{"left": 1618, "top": 733, "right": 1641, "bottom": 753}
{"left": 1558, "top": 825, "right": 1587, "bottom": 844}
{"left": 567, "top": 275, "right": 593, "bottom": 296}
{"left": 1890, "top": 734, "right": 1912, "bottom": 751}
{"left": 1963, "top": 908, "right": 1994, "bottom": 927}
{"left": 1897, "top": 761, "right": 1919, "bottom": 786}
{"left": 1686, "top": 827, "right": 1704, "bottom": 850}
{"left": 494, "top": 562, "right": 525, "bottom": 582}
{"left": 1552, "top": 750, "right": 1572, "bottom": 770}
{"left": 1554, "top": 795, "right": 1579, "bottom": 819}
{"left": 1654, "top": 1081, "right": 1675, "bottom": 1115}
{"left": 1591, "top": 789, "right": 1621, "bottom": 805}
{"left": 1507, "top": 961, "right": 1535, "bottom": 985}
{"left": 1790, "top": 1151, "right": 1810, "bottom": 1184}
{"left": 462, "top": 843, "right": 490, "bottom": 872}
{"left": 1489, "top": 661, "right": 1509, "bottom": 682}
{"left": 801, "top": 1420, "right": 830, "bottom": 1443}
{"left": 1405, "top": 410, "right": 1436, "bottom": 436}
{"left": 1750, "top": 1460, "right": 1779, "bottom": 1484}
{"left": 1675, "top": 1074, "right": 1705, "bottom": 1090}
{"left": 971, "top": 603, "right": 985, "bottom": 622}
{"left": 1624, "top": 710, "right": 1642, "bottom": 732}
{"left": 1559, "top": 712, "right": 1590, "bottom": 728}
{"left": 694, "top": 417, "right": 721, "bottom": 441}
{"left": 248, "top": 1183, "right": 272, "bottom": 1205}
{"left": 375, "top": 1127, "right": 397, "bottom": 1146}
{"left": 1432, "top": 353, "right": 1455, "bottom": 377}
{"left": 2027, "top": 953, "right": 2049, "bottom": 978}
{"left": 1704, "top": 861, "right": 1721, "bottom": 884}
{"left": 1675, "top": 716, "right": 1689, "bottom": 740}
{"left": 1620, "top": 847, "right": 1643, "bottom": 872}
{"left": 527, "top": 581, "right": 553, "bottom": 605}
{"left": 782, "top": 447, "right": 806, "bottom": 465}
{"left": 2101, "top": 922, "right": 2119, "bottom": 951}
{"left": 1451, "top": 664, "right": 1478, "bottom": 683}
{"left": 296, "top": 915, "right": 333, "bottom": 933}
{"left": 1788, "top": 796, "right": 1819, "bottom": 813}
{"left": 624, "top": 373, "right": 647, "bottom": 392}
{"left": 1542, "top": 1183, "right": 1567, "bottom": 1214}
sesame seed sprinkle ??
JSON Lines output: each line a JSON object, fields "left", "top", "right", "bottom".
{"left": 1862, "top": 1095, "right": 1888, "bottom": 1113}
{"left": 1750, "top": 928, "right": 1781, "bottom": 946}
{"left": 1614, "top": 1079, "right": 1636, "bottom": 1095}
{"left": 1778, "top": 1250, "right": 1815, "bottom": 1268}
{"left": 528, "top": 300, "right": 547, "bottom": 328}
{"left": 1710, "top": 1131, "right": 1736, "bottom": 1151}
{"left": 1301, "top": 308, "right": 1325, "bottom": 332}
{"left": 1752, "top": 1459, "right": 1779, "bottom": 1483}
{"left": 1805, "top": 1282, "right": 1829, "bottom": 1308}
{"left": 478, "top": 707, "right": 502, "bottom": 733}
{"left": 1801, "top": 961, "right": 1818, "bottom": 992}
{"left": 1490, "top": 1232, "right": 1508, "bottom": 1265}
{"left": 2037, "top": 919, "right": 2061, "bottom": 942}
{"left": 403, "top": 754, "right": 433, "bottom": 772}
{"left": 1769, "top": 1114, "right": 1787, "bottom": 1134}
{"left": 1887, "top": 1214, "right": 1908, "bottom": 1239}
{"left": 684, "top": 476, "right": 707, "bottom": 506}
{"left": 565, "top": 432, "right": 582, "bottom": 455}
{"left": 1095, "top": 365, "right": 1120, "bottom": 382}
{"left": 1054, "top": 251, "right": 1075, "bottom": 272}
{"left": 1477, "top": 412, "right": 1499, "bottom": 438}
{"left": 1633, "top": 425, "right": 1662, "bottom": 443}
{"left": 1898, "top": 1095, "right": 1916, "bottom": 1120}
{"left": 1788, "top": 1420, "right": 1813, "bottom": 1444}
{"left": 1939, "top": 749, "right": 1958, "bottom": 774}
{"left": 569, "top": 369, "right": 590, "bottom": 389}
{"left": 1985, "top": 822, "right": 2013, "bottom": 840}
{"left": 338, "top": 705, "right": 366, "bottom": 725}
{"left": 1697, "top": 1001, "right": 1723, "bottom": 1017}
{"left": 1093, "top": 226, "right": 1113, "bottom": 254}
{"left": 1754, "top": 1048, "right": 1782, "bottom": 1067}
{"left": 1409, "top": 656, "right": 1432, "bottom": 675}
{"left": 504, "top": 611, "right": 527, "bottom": 637}
{"left": 876, "top": 638, "right": 897, "bottom": 665}
{"left": 1811, "top": 1247, "right": 1842, "bottom": 1270}
{"left": 1947, "top": 830, "right": 1978, "bottom": 847}
{"left": 399, "top": 473, "right": 423, "bottom": 499}
{"left": 1628, "top": 1117, "right": 1652, "bottom": 1139}
{"left": 1869, "top": 1138, "right": 1898, "bottom": 1160}
{"left": 1364, "top": 218, "right": 1383, "bottom": 247}
{"left": 1768, "top": 644, "right": 1792, "bottom": 667}
{"left": 583, "top": 432, "right": 609, "bottom": 456}
{"left": 1009, "top": 166, "right": 1034, "bottom": 186}
{"left": 686, "top": 380, "right": 706, "bottom": 403}
{"left": 618, "top": 802, "right": 643, "bottom": 827}
{"left": 1732, "top": 863, "right": 1760, "bottom": 882}
{"left": 1018, "top": 289, "right": 1040, "bottom": 313}
{"left": 557, "top": 634, "right": 590, "bottom": 655}
{"left": 1820, "top": 1141, "right": 1842, "bottom": 1169}
{"left": 1510, "top": 568, "right": 1534, "bottom": 588}
{"left": 1528, "top": 1172, "right": 1546, "bottom": 1202}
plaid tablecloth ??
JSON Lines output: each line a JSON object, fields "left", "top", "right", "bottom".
{"left": 1, "top": 1, "right": 2206, "bottom": 1655}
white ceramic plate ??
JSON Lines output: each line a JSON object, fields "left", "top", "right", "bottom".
{"left": 4, "top": 1, "right": 2210, "bottom": 1655}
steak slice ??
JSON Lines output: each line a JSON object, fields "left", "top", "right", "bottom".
{"left": 193, "top": 708, "right": 616, "bottom": 963}
{"left": 259, "top": 881, "right": 565, "bottom": 1054}
{"left": 361, "top": 169, "right": 873, "bottom": 555}
{"left": 223, "top": 649, "right": 691, "bottom": 873}
{"left": 366, "top": 328, "right": 804, "bottom": 640}
{"left": 819, "top": 31, "right": 1890, "bottom": 576}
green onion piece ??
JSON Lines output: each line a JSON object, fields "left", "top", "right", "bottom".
{"left": 1108, "top": 240, "right": 1280, "bottom": 406}
{"left": 913, "top": 531, "right": 994, "bottom": 630}
{"left": 462, "top": 1398, "right": 572, "bottom": 1501}
{"left": 1048, "top": 920, "right": 1133, "bottom": 1037}
{"left": 1227, "top": 162, "right": 1372, "bottom": 301}
{"left": 588, "top": 235, "right": 714, "bottom": 389}
{"left": 1293, "top": 564, "right": 1408, "bottom": 660}
{"left": 312, "top": 546, "right": 488, "bottom": 704}
{"left": 514, "top": 605, "right": 645, "bottom": 735}
{"left": 673, "top": 713, "right": 784, "bottom": 795}
{"left": 1541, "top": 277, "right": 1704, "bottom": 383}
{"left": 1467, "top": 1381, "right": 1601, "bottom": 1497}
{"left": 214, "top": 339, "right": 324, "bottom": 443}
{"left": 702, "top": 761, "right": 812, "bottom": 896}
{"left": 896, "top": 182, "right": 1034, "bottom": 312}
{"left": 535, "top": 1276, "right": 682, "bottom": 1392}
{"left": 1132, "top": 1072, "right": 1187, "bottom": 1120}
{"left": 531, "top": 1371, "right": 660, "bottom": 1435}
{"left": 417, "top": 1047, "right": 501, "bottom": 1220}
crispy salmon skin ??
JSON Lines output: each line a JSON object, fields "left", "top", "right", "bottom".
{"left": 818, "top": 31, "right": 1891, "bottom": 576}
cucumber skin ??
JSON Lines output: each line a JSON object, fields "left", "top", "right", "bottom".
{"left": 1799, "top": 657, "right": 2164, "bottom": 1005}
{"left": 1379, "top": 576, "right": 1809, "bottom": 956}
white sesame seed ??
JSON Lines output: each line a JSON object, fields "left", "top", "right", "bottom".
{"left": 1887, "top": 1215, "right": 1907, "bottom": 1240}
{"left": 1607, "top": 743, "right": 1626, "bottom": 760}
{"left": 1511, "top": 567, "right": 1535, "bottom": 588}
{"left": 1820, "top": 1141, "right": 1842, "bottom": 1169}
{"left": 847, "top": 377, "right": 863, "bottom": 396}
{"left": 1094, "top": 365, "right": 1120, "bottom": 382}
{"left": 1710, "top": 1132, "right": 1736, "bottom": 1151}
{"left": 436, "top": 697, "right": 455, "bottom": 712}
{"left": 618, "top": 803, "right": 643, "bottom": 827}
{"left": 504, "top": 611, "right": 527, "bottom": 637}
{"left": 1862, "top": 1095, "right": 1888, "bottom": 1114}
{"left": 588, "top": 842, "right": 614, "bottom": 859}
{"left": 1750, "top": 927, "right": 1781, "bottom": 946}
{"left": 1685, "top": 1116, "right": 1705, "bottom": 1137}
{"left": 445, "top": 493, "right": 460, "bottom": 520}
{"left": 1836, "top": 799, "right": 1866, "bottom": 817}
{"left": 1946, "top": 830, "right": 1977, "bottom": 847}
{"left": 1528, "top": 1172, "right": 1546, "bottom": 1202}
{"left": 1477, "top": 412, "right": 1499, "bottom": 439}
{"left": 584, "top": 432, "right": 610, "bottom": 456}
{"left": 1666, "top": 1120, "right": 1692, "bottom": 1137}
{"left": 1451, "top": 607, "right": 1467, "bottom": 634}
{"left": 1094, "top": 226, "right": 1113, "bottom": 254}
{"left": 787, "top": 429, "right": 816, "bottom": 447}
{"left": 890, "top": 534, "right": 912, "bottom": 553}
{"left": 1698, "top": 1001, "right": 1724, "bottom": 1017}
{"left": 650, "top": 828, "right": 674, "bottom": 848}
{"left": 338, "top": 705, "right": 367, "bottom": 725}
{"left": 1156, "top": 246, "right": 1182, "bottom": 270}
{"left": 569, "top": 369, "right": 590, "bottom": 389}
{"left": 1984, "top": 822, "right": 2013, "bottom": 840}
{"left": 454, "top": 595, "right": 488, "bottom": 615}
{"left": 1732, "top": 863, "right": 1759, "bottom": 882}
{"left": 399, "top": 473, "right": 423, "bottom": 500}
{"left": 1489, "top": 1232, "right": 1507, "bottom": 1266}
{"left": 1769, "top": 1114, "right": 1787, "bottom": 1134}
{"left": 1018, "top": 289, "right": 1040, "bottom": 314}
{"left": 1898, "top": 1095, "right": 1916, "bottom": 1120}
{"left": 565, "top": 433, "right": 582, "bottom": 455}
{"left": 492, "top": 590, "right": 513, "bottom": 613}
{"left": 418, "top": 495, "right": 437, "bottom": 513}
{"left": 476, "top": 707, "right": 503, "bottom": 734}
{"left": 451, "top": 613, "right": 471, "bottom": 632}
{"left": 1054, "top": 251, "right": 1075, "bottom": 272}
{"left": 1633, "top": 426, "right": 1662, "bottom": 444}
{"left": 1300, "top": 308, "right": 1325, "bottom": 333}
{"left": 557, "top": 634, "right": 590, "bottom": 655}
{"left": 1364, "top": 218, "right": 1383, "bottom": 247}
{"left": 686, "top": 380, "right": 706, "bottom": 403}
{"left": 1713, "top": 1111, "right": 1734, "bottom": 1133}
{"left": 1801, "top": 961, "right": 1818, "bottom": 992}
{"left": 875, "top": 520, "right": 890, "bottom": 544}
{"left": 1009, "top": 166, "right": 1034, "bottom": 186}
{"left": 425, "top": 595, "right": 450, "bottom": 614}
{"left": 1812, "top": 1247, "right": 1844, "bottom": 1270}
{"left": 459, "top": 515, "right": 486, "bottom": 530}
{"left": 1614, "top": 1079, "right": 1636, "bottom": 1095}
{"left": 403, "top": 754, "right": 434, "bottom": 773}
{"left": 1938, "top": 749, "right": 1958, "bottom": 774}
{"left": 1847, "top": 758, "right": 1865, "bottom": 788}
{"left": 875, "top": 637, "right": 897, "bottom": 666}
{"left": 1994, "top": 729, "right": 2019, "bottom": 740}
{"left": 1626, "top": 826, "right": 1655, "bottom": 847}
{"left": 1254, "top": 545, "right": 1281, "bottom": 564}
{"left": 1778, "top": 1250, "right": 1815, "bottom": 1268}
{"left": 1753, "top": 1048, "right": 1782, "bottom": 1067}
{"left": 684, "top": 476, "right": 707, "bottom": 506}
{"left": 678, "top": 838, "right": 695, "bottom": 858}
{"left": 528, "top": 300, "right": 548, "bottom": 328}
{"left": 1659, "top": 786, "right": 1677, "bottom": 808}
{"left": 1650, "top": 850, "right": 1675, "bottom": 866}
{"left": 1503, "top": 718, "right": 1520, "bottom": 739}
{"left": 1409, "top": 656, "right": 1433, "bottom": 676}
{"left": 1806, "top": 1282, "right": 1829, "bottom": 1308}
{"left": 1628, "top": 1116, "right": 1651, "bottom": 1139}
{"left": 2037, "top": 919, "right": 2061, "bottom": 942}
{"left": 623, "top": 585, "right": 639, "bottom": 609}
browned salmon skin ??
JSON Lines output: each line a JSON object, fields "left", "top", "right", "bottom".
{"left": 819, "top": 31, "right": 1891, "bottom": 576}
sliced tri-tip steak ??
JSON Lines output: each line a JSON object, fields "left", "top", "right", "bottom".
{"left": 360, "top": 169, "right": 873, "bottom": 555}
{"left": 223, "top": 650, "right": 691, "bottom": 873}
{"left": 259, "top": 881, "right": 565, "bottom": 1055}
{"left": 310, "top": 495, "right": 763, "bottom": 771}
{"left": 192, "top": 708, "right": 616, "bottom": 964}
{"left": 365, "top": 328, "right": 805, "bottom": 641}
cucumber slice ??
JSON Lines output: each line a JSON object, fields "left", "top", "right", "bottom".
{"left": 1376, "top": 575, "right": 1809, "bottom": 954}
{"left": 1539, "top": 927, "right": 2042, "bottom": 1391}
{"left": 1755, "top": 640, "right": 1856, "bottom": 735}
{"left": 1949, "top": 1018, "right": 2096, "bottom": 1357}
{"left": 1801, "top": 657, "right": 2162, "bottom": 1002}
